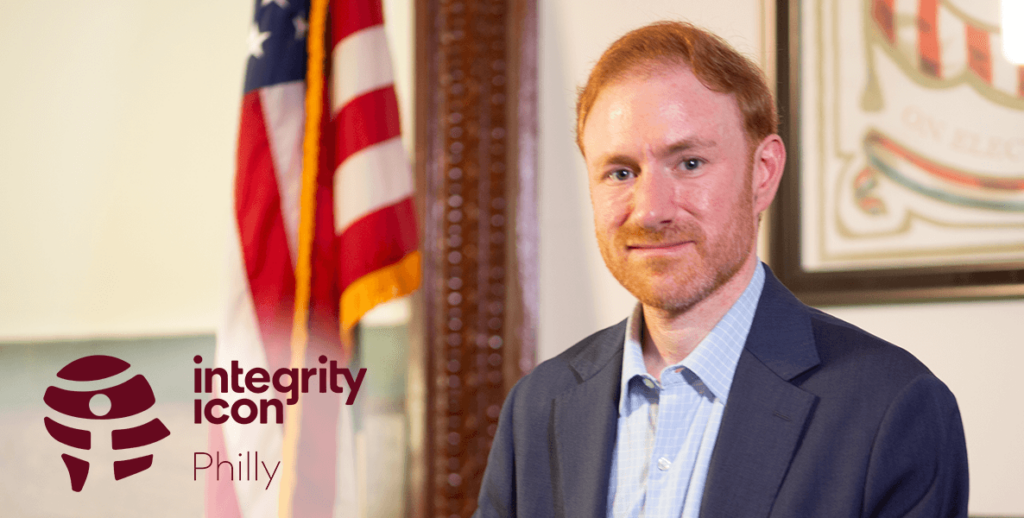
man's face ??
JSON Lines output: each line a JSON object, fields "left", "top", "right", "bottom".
{"left": 582, "top": 65, "right": 760, "bottom": 314}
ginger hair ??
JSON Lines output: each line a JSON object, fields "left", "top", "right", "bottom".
{"left": 576, "top": 21, "right": 777, "bottom": 155}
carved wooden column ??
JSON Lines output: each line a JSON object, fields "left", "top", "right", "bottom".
{"left": 413, "top": 0, "right": 537, "bottom": 516}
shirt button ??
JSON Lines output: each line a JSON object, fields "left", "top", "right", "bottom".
{"left": 657, "top": 457, "right": 671, "bottom": 471}
{"left": 643, "top": 379, "right": 655, "bottom": 389}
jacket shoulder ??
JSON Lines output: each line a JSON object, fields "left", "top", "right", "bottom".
{"left": 804, "top": 307, "right": 933, "bottom": 388}
{"left": 512, "top": 319, "right": 626, "bottom": 402}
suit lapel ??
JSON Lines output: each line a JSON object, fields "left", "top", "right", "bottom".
{"left": 699, "top": 349, "right": 817, "bottom": 517}
{"left": 552, "top": 321, "right": 625, "bottom": 518}
{"left": 700, "top": 267, "right": 821, "bottom": 518}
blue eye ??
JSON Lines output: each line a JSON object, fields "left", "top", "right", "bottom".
{"left": 608, "top": 169, "right": 634, "bottom": 181}
{"left": 681, "top": 158, "right": 702, "bottom": 170}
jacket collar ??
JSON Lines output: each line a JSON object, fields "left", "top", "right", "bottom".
{"left": 699, "top": 265, "right": 821, "bottom": 517}
{"left": 555, "top": 320, "right": 626, "bottom": 518}
{"left": 743, "top": 265, "right": 820, "bottom": 381}
{"left": 567, "top": 319, "right": 627, "bottom": 382}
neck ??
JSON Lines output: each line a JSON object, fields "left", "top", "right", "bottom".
{"left": 641, "top": 254, "right": 758, "bottom": 380}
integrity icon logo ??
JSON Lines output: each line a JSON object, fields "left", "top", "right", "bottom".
{"left": 43, "top": 355, "right": 171, "bottom": 492}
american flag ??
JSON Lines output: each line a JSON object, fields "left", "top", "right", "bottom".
{"left": 209, "top": 0, "right": 419, "bottom": 516}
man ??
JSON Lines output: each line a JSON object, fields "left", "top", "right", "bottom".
{"left": 474, "top": 21, "right": 968, "bottom": 518}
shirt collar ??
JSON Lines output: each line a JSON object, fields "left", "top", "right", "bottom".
{"left": 618, "top": 262, "right": 766, "bottom": 415}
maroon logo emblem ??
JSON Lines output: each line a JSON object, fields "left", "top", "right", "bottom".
{"left": 43, "top": 355, "right": 170, "bottom": 492}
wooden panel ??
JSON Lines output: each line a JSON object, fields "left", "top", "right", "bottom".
{"left": 413, "top": 0, "right": 537, "bottom": 516}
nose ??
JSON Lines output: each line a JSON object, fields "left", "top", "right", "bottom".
{"left": 632, "top": 169, "right": 675, "bottom": 229}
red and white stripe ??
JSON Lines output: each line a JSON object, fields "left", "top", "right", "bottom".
{"left": 212, "top": 1, "right": 416, "bottom": 517}
{"left": 209, "top": 78, "right": 305, "bottom": 518}
{"left": 328, "top": 0, "right": 417, "bottom": 319}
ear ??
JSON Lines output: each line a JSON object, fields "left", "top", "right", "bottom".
{"left": 751, "top": 134, "right": 786, "bottom": 214}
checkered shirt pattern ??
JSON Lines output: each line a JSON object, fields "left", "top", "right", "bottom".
{"left": 607, "top": 263, "right": 765, "bottom": 517}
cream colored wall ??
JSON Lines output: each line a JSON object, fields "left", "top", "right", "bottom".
{"left": 538, "top": 0, "right": 1022, "bottom": 515}
{"left": 0, "top": 0, "right": 414, "bottom": 340}
{"left": 0, "top": 1, "right": 250, "bottom": 340}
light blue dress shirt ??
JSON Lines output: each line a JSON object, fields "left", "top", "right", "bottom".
{"left": 607, "top": 263, "right": 765, "bottom": 518}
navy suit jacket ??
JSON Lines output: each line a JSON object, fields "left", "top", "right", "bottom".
{"left": 474, "top": 267, "right": 968, "bottom": 517}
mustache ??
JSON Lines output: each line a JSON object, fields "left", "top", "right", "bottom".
{"left": 614, "top": 221, "right": 704, "bottom": 247}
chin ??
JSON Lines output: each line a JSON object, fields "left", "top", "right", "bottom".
{"left": 610, "top": 252, "right": 752, "bottom": 314}
{"left": 626, "top": 276, "right": 717, "bottom": 314}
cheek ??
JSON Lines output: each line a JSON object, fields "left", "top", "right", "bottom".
{"left": 701, "top": 172, "right": 750, "bottom": 216}
{"left": 708, "top": 185, "right": 755, "bottom": 234}
{"left": 590, "top": 188, "right": 630, "bottom": 230}
{"left": 686, "top": 174, "right": 731, "bottom": 210}
{"left": 598, "top": 199, "right": 626, "bottom": 235}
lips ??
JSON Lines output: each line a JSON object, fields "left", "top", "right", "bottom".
{"left": 613, "top": 223, "right": 703, "bottom": 255}
{"left": 627, "top": 241, "right": 691, "bottom": 250}
{"left": 625, "top": 241, "right": 695, "bottom": 258}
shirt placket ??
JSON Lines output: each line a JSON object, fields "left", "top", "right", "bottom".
{"left": 644, "top": 373, "right": 687, "bottom": 516}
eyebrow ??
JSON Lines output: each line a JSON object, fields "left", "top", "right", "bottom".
{"left": 662, "top": 137, "right": 717, "bottom": 157}
{"left": 594, "top": 154, "right": 641, "bottom": 171}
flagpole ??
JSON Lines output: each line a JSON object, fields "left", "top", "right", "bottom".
{"left": 279, "top": 0, "right": 329, "bottom": 516}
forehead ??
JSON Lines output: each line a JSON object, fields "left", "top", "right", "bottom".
{"left": 581, "top": 65, "right": 744, "bottom": 158}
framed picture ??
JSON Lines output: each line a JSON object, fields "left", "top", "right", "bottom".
{"left": 770, "top": 0, "right": 1024, "bottom": 305}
